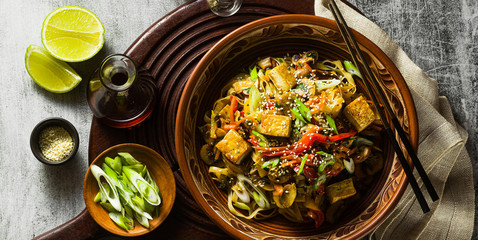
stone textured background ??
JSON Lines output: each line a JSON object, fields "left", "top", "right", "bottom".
{"left": 348, "top": 0, "right": 477, "bottom": 238}
{"left": 0, "top": 0, "right": 475, "bottom": 239}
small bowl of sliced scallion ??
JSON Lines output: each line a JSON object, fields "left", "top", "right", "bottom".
{"left": 83, "top": 143, "right": 176, "bottom": 236}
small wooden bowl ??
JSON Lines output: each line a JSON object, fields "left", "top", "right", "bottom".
{"left": 30, "top": 117, "right": 79, "bottom": 165}
{"left": 83, "top": 143, "right": 176, "bottom": 237}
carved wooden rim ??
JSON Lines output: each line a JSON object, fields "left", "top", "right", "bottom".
{"left": 176, "top": 14, "right": 418, "bottom": 239}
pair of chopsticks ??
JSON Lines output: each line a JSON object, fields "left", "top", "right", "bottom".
{"left": 328, "top": 0, "right": 439, "bottom": 213}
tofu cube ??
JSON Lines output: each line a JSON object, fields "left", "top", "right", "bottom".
{"left": 215, "top": 130, "right": 251, "bottom": 164}
{"left": 259, "top": 114, "right": 292, "bottom": 137}
{"left": 232, "top": 80, "right": 255, "bottom": 93}
{"left": 343, "top": 96, "right": 376, "bottom": 132}
{"left": 218, "top": 104, "right": 230, "bottom": 118}
{"left": 268, "top": 64, "right": 297, "bottom": 92}
{"left": 325, "top": 178, "right": 357, "bottom": 205}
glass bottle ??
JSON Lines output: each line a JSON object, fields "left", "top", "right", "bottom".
{"left": 87, "top": 54, "right": 157, "bottom": 128}
{"left": 207, "top": 0, "right": 242, "bottom": 17}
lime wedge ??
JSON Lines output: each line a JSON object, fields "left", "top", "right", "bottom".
{"left": 25, "top": 45, "right": 82, "bottom": 93}
{"left": 41, "top": 6, "right": 105, "bottom": 62}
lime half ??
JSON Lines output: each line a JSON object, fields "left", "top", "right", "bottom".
{"left": 25, "top": 45, "right": 82, "bottom": 93}
{"left": 41, "top": 6, "right": 105, "bottom": 62}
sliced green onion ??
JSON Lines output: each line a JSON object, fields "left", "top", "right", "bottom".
{"left": 123, "top": 213, "right": 135, "bottom": 230}
{"left": 294, "top": 97, "right": 312, "bottom": 122}
{"left": 104, "top": 156, "right": 122, "bottom": 174}
{"left": 143, "top": 200, "right": 156, "bottom": 214}
{"left": 344, "top": 60, "right": 362, "bottom": 79}
{"left": 143, "top": 167, "right": 160, "bottom": 195}
{"left": 227, "top": 191, "right": 270, "bottom": 219}
{"left": 121, "top": 175, "right": 138, "bottom": 193}
{"left": 318, "top": 160, "right": 335, "bottom": 173}
{"left": 124, "top": 204, "right": 134, "bottom": 218}
{"left": 291, "top": 107, "right": 306, "bottom": 123}
{"left": 116, "top": 183, "right": 152, "bottom": 221}
{"left": 317, "top": 151, "right": 332, "bottom": 157}
{"left": 100, "top": 202, "right": 117, "bottom": 213}
{"left": 261, "top": 158, "right": 279, "bottom": 169}
{"left": 312, "top": 174, "right": 327, "bottom": 191}
{"left": 315, "top": 79, "right": 341, "bottom": 91}
{"left": 93, "top": 152, "right": 163, "bottom": 231}
{"left": 140, "top": 165, "right": 147, "bottom": 178}
{"left": 100, "top": 182, "right": 109, "bottom": 204}
{"left": 102, "top": 163, "right": 119, "bottom": 182}
{"left": 128, "top": 164, "right": 145, "bottom": 173}
{"left": 237, "top": 174, "right": 270, "bottom": 209}
{"left": 134, "top": 211, "right": 150, "bottom": 228}
{"left": 118, "top": 152, "right": 141, "bottom": 165}
{"left": 91, "top": 165, "right": 122, "bottom": 212}
{"left": 317, "top": 153, "right": 336, "bottom": 173}
{"left": 325, "top": 114, "right": 338, "bottom": 134}
{"left": 117, "top": 156, "right": 128, "bottom": 166}
{"left": 109, "top": 212, "right": 134, "bottom": 231}
{"left": 252, "top": 192, "right": 266, "bottom": 208}
{"left": 298, "top": 154, "right": 308, "bottom": 175}
{"left": 94, "top": 192, "right": 101, "bottom": 203}
{"left": 123, "top": 166, "right": 161, "bottom": 206}
{"left": 131, "top": 195, "right": 147, "bottom": 211}
{"left": 250, "top": 66, "right": 258, "bottom": 81}
{"left": 104, "top": 157, "right": 115, "bottom": 170}
{"left": 126, "top": 198, "right": 152, "bottom": 220}
{"left": 249, "top": 85, "right": 261, "bottom": 113}
{"left": 233, "top": 201, "right": 251, "bottom": 210}
{"left": 234, "top": 181, "right": 250, "bottom": 203}
{"left": 294, "top": 118, "right": 305, "bottom": 129}
{"left": 252, "top": 130, "right": 269, "bottom": 147}
{"left": 344, "top": 158, "right": 355, "bottom": 174}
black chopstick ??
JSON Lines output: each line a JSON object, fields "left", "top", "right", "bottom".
{"left": 328, "top": 0, "right": 438, "bottom": 213}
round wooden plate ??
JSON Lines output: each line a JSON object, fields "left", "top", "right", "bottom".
{"left": 33, "top": 1, "right": 317, "bottom": 239}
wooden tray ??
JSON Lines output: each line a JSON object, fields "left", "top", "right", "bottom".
{"left": 32, "top": 0, "right": 362, "bottom": 239}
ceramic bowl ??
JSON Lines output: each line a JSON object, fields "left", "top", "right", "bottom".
{"left": 83, "top": 143, "right": 176, "bottom": 237}
{"left": 175, "top": 14, "right": 418, "bottom": 239}
{"left": 30, "top": 117, "right": 79, "bottom": 165}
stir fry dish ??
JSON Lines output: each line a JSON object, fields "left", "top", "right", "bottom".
{"left": 199, "top": 51, "right": 384, "bottom": 228}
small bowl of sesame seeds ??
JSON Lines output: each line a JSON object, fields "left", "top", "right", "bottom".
{"left": 30, "top": 117, "right": 79, "bottom": 165}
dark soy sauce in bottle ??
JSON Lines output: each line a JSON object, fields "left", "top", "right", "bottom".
{"left": 111, "top": 71, "right": 128, "bottom": 86}
{"left": 87, "top": 54, "right": 157, "bottom": 128}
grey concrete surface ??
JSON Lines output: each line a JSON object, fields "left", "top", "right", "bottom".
{"left": 0, "top": 0, "right": 475, "bottom": 239}
{"left": 348, "top": 0, "right": 477, "bottom": 238}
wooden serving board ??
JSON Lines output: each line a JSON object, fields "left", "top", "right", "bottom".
{"left": 33, "top": 0, "right": 356, "bottom": 239}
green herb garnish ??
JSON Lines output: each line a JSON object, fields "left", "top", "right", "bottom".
{"left": 325, "top": 114, "right": 338, "bottom": 134}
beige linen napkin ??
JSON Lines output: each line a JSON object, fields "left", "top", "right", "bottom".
{"left": 315, "top": 1, "right": 475, "bottom": 239}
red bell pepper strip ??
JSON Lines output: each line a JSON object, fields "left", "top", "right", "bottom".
{"left": 328, "top": 131, "right": 357, "bottom": 142}
{"left": 261, "top": 129, "right": 357, "bottom": 157}
{"left": 303, "top": 166, "right": 318, "bottom": 182}
{"left": 327, "top": 167, "right": 343, "bottom": 177}
{"left": 273, "top": 184, "right": 284, "bottom": 196}
{"left": 223, "top": 116, "right": 259, "bottom": 130}
{"left": 307, "top": 209, "right": 325, "bottom": 228}
{"left": 263, "top": 99, "right": 275, "bottom": 110}
{"left": 262, "top": 150, "right": 297, "bottom": 157}
{"left": 283, "top": 159, "right": 301, "bottom": 168}
{"left": 248, "top": 138, "right": 260, "bottom": 147}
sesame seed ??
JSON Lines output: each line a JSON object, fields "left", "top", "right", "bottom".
{"left": 39, "top": 126, "right": 74, "bottom": 162}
